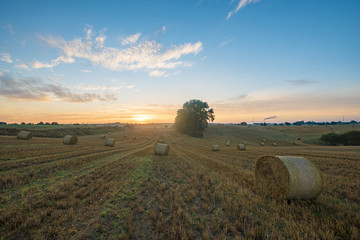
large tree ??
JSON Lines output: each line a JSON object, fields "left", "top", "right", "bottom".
{"left": 175, "top": 99, "right": 215, "bottom": 137}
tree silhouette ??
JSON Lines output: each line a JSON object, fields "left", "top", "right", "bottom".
{"left": 175, "top": 99, "right": 215, "bottom": 137}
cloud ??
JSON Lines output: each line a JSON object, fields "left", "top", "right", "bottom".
{"left": 75, "top": 83, "right": 136, "bottom": 91}
{"left": 287, "top": 79, "right": 317, "bottom": 86}
{"left": 0, "top": 53, "right": 13, "bottom": 63}
{"left": 219, "top": 38, "right": 233, "bottom": 47}
{"left": 14, "top": 63, "right": 29, "bottom": 69}
{"left": 121, "top": 33, "right": 141, "bottom": 45}
{"left": 3, "top": 23, "right": 15, "bottom": 34}
{"left": 227, "top": 0, "right": 260, "bottom": 19}
{"left": 85, "top": 25, "right": 93, "bottom": 40}
{"left": 0, "top": 73, "right": 116, "bottom": 103}
{"left": 37, "top": 27, "right": 203, "bottom": 76}
{"left": 149, "top": 70, "right": 169, "bottom": 77}
{"left": 80, "top": 69, "right": 91, "bottom": 73}
{"left": 31, "top": 56, "right": 75, "bottom": 69}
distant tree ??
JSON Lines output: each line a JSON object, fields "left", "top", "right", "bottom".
{"left": 27, "top": 123, "right": 32, "bottom": 125}
{"left": 240, "top": 122, "right": 247, "bottom": 125}
{"left": 175, "top": 99, "right": 214, "bottom": 137}
{"left": 284, "top": 122, "right": 291, "bottom": 126}
{"left": 320, "top": 133, "right": 341, "bottom": 145}
{"left": 37, "top": 122, "right": 44, "bottom": 125}
{"left": 45, "top": 122, "right": 50, "bottom": 125}
{"left": 21, "top": 122, "right": 26, "bottom": 125}
{"left": 51, "top": 122, "right": 58, "bottom": 125}
{"left": 0, "top": 122, "right": 7, "bottom": 125}
{"left": 293, "top": 121, "right": 304, "bottom": 126}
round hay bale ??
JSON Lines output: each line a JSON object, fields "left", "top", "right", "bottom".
{"left": 293, "top": 141, "right": 298, "bottom": 145}
{"left": 272, "top": 142, "right": 277, "bottom": 146}
{"left": 237, "top": 144, "right": 246, "bottom": 150}
{"left": 172, "top": 140, "right": 176, "bottom": 144}
{"left": 212, "top": 145, "right": 219, "bottom": 151}
{"left": 62, "top": 135, "right": 78, "bottom": 145}
{"left": 155, "top": 143, "right": 170, "bottom": 156}
{"left": 255, "top": 156, "right": 323, "bottom": 200}
{"left": 100, "top": 135, "right": 106, "bottom": 139}
{"left": 225, "top": 140, "right": 230, "bottom": 147}
{"left": 159, "top": 139, "right": 163, "bottom": 143}
{"left": 17, "top": 131, "right": 32, "bottom": 140}
{"left": 243, "top": 141, "right": 247, "bottom": 145}
{"left": 262, "top": 138, "right": 266, "bottom": 142}
{"left": 105, "top": 138, "right": 115, "bottom": 147}
{"left": 260, "top": 142, "right": 265, "bottom": 146}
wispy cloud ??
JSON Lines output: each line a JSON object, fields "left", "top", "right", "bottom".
{"left": 149, "top": 70, "right": 169, "bottom": 77}
{"left": 219, "top": 38, "right": 233, "bottom": 47}
{"left": 0, "top": 53, "right": 13, "bottom": 63}
{"left": 287, "top": 79, "right": 317, "bottom": 86}
{"left": 227, "top": 0, "right": 260, "bottom": 19}
{"left": 0, "top": 73, "right": 116, "bottom": 103}
{"left": 36, "top": 27, "right": 202, "bottom": 76}
{"left": 14, "top": 63, "right": 29, "bottom": 69}
{"left": 75, "top": 83, "right": 136, "bottom": 91}
{"left": 85, "top": 24, "right": 93, "bottom": 40}
{"left": 154, "top": 26, "right": 167, "bottom": 35}
{"left": 32, "top": 56, "right": 74, "bottom": 69}
{"left": 3, "top": 23, "right": 15, "bottom": 34}
{"left": 80, "top": 69, "right": 92, "bottom": 73}
{"left": 121, "top": 33, "right": 141, "bottom": 45}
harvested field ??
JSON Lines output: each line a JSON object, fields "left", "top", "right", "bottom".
{"left": 0, "top": 125, "right": 359, "bottom": 239}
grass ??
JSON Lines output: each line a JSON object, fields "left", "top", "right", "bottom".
{"left": 0, "top": 124, "right": 359, "bottom": 239}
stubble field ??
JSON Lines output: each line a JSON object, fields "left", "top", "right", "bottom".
{"left": 0, "top": 125, "right": 359, "bottom": 239}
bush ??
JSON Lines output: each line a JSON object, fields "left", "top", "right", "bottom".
{"left": 320, "top": 131, "right": 360, "bottom": 146}
{"left": 320, "top": 133, "right": 342, "bottom": 146}
{"left": 342, "top": 131, "right": 360, "bottom": 145}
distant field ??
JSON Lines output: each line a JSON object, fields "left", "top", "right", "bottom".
{"left": 0, "top": 124, "right": 125, "bottom": 138}
{"left": 0, "top": 125, "right": 359, "bottom": 239}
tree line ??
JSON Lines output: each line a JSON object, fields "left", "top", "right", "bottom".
{"left": 320, "top": 131, "right": 360, "bottom": 146}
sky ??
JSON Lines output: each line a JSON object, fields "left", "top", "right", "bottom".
{"left": 0, "top": 0, "right": 359, "bottom": 124}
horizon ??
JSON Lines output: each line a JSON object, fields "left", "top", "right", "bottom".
{"left": 1, "top": 0, "right": 359, "bottom": 124}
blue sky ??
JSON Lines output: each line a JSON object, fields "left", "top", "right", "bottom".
{"left": 0, "top": 0, "right": 359, "bottom": 123}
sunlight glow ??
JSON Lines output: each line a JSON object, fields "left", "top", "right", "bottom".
{"left": 131, "top": 114, "right": 153, "bottom": 123}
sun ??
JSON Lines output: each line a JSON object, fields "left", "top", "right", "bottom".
{"left": 131, "top": 114, "right": 152, "bottom": 123}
